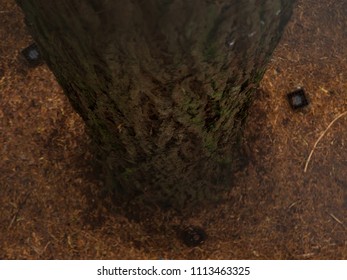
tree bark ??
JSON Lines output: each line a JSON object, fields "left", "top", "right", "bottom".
{"left": 16, "top": 0, "right": 295, "bottom": 209}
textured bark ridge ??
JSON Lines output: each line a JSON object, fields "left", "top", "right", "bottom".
{"left": 17, "top": 0, "right": 295, "bottom": 209}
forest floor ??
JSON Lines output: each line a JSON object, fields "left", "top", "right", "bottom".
{"left": 0, "top": 0, "right": 346, "bottom": 259}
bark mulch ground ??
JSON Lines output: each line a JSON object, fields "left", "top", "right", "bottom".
{"left": 0, "top": 0, "right": 346, "bottom": 259}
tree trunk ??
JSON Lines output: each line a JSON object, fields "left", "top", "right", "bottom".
{"left": 16, "top": 0, "right": 295, "bottom": 209}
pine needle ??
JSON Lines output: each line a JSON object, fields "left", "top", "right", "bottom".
{"left": 304, "top": 111, "right": 347, "bottom": 173}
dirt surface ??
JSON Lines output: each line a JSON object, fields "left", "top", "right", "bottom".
{"left": 0, "top": 0, "right": 346, "bottom": 259}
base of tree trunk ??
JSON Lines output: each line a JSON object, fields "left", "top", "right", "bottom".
{"left": 96, "top": 86, "right": 256, "bottom": 211}
{"left": 16, "top": 0, "right": 295, "bottom": 211}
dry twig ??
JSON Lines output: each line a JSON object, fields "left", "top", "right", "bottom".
{"left": 328, "top": 213, "right": 346, "bottom": 229}
{"left": 7, "top": 191, "right": 31, "bottom": 230}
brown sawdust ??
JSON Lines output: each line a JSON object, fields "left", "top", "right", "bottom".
{"left": 0, "top": 0, "right": 346, "bottom": 259}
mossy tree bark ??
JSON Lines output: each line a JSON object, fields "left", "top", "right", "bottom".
{"left": 16, "top": 0, "right": 295, "bottom": 209}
